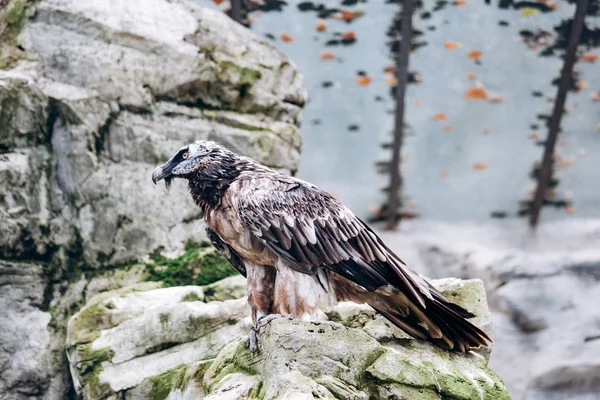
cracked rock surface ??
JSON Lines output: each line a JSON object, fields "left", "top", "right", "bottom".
{"left": 66, "top": 276, "right": 508, "bottom": 400}
{"left": 0, "top": 0, "right": 305, "bottom": 398}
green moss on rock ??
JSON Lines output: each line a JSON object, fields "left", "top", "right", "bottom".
{"left": 147, "top": 242, "right": 238, "bottom": 287}
{"left": 149, "top": 365, "right": 188, "bottom": 400}
{"left": 0, "top": 0, "right": 33, "bottom": 69}
{"left": 181, "top": 291, "right": 203, "bottom": 302}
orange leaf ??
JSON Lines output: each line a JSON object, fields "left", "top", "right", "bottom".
{"left": 465, "top": 87, "right": 488, "bottom": 100}
{"left": 213, "top": 0, "right": 226, "bottom": 4}
{"left": 580, "top": 53, "right": 597, "bottom": 63}
{"left": 440, "top": 171, "right": 449, "bottom": 178}
{"left": 385, "top": 76, "right": 398, "bottom": 85}
{"left": 557, "top": 158, "right": 575, "bottom": 168}
{"left": 473, "top": 162, "right": 488, "bottom": 170}
{"left": 342, "top": 31, "right": 356, "bottom": 40}
{"left": 528, "top": 132, "right": 539, "bottom": 140}
{"left": 466, "top": 72, "right": 476, "bottom": 80}
{"left": 454, "top": 0, "right": 467, "bottom": 6}
{"left": 335, "top": 10, "right": 362, "bottom": 22}
{"left": 443, "top": 125, "right": 453, "bottom": 131}
{"left": 468, "top": 50, "right": 482, "bottom": 59}
{"left": 279, "top": 32, "right": 295, "bottom": 43}
{"left": 576, "top": 81, "right": 588, "bottom": 89}
{"left": 320, "top": 51, "right": 336, "bottom": 60}
{"left": 565, "top": 204, "right": 575, "bottom": 214}
{"left": 482, "top": 128, "right": 489, "bottom": 134}
{"left": 444, "top": 41, "right": 461, "bottom": 49}
{"left": 592, "top": 92, "right": 600, "bottom": 102}
{"left": 355, "top": 75, "right": 372, "bottom": 86}
{"left": 316, "top": 19, "right": 327, "bottom": 32}
{"left": 384, "top": 66, "right": 396, "bottom": 74}
{"left": 434, "top": 113, "right": 446, "bottom": 121}
{"left": 545, "top": 1, "right": 558, "bottom": 8}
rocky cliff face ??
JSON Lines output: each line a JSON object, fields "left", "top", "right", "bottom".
{"left": 65, "top": 276, "right": 508, "bottom": 400}
{"left": 0, "top": 0, "right": 304, "bottom": 397}
{"left": 0, "top": 1, "right": 512, "bottom": 399}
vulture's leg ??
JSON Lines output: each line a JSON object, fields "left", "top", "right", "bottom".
{"left": 245, "top": 264, "right": 277, "bottom": 353}
{"left": 248, "top": 314, "right": 291, "bottom": 352}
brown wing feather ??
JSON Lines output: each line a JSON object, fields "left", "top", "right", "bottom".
{"left": 237, "top": 174, "right": 492, "bottom": 351}
{"left": 206, "top": 227, "right": 247, "bottom": 278}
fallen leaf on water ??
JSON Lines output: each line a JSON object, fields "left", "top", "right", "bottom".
{"left": 355, "top": 75, "right": 372, "bottom": 86}
{"left": 335, "top": 10, "right": 364, "bottom": 22}
{"left": 320, "top": 51, "right": 336, "bottom": 60}
{"left": 482, "top": 128, "right": 489, "bottom": 134}
{"left": 557, "top": 158, "right": 575, "bottom": 168}
{"left": 213, "top": 0, "right": 226, "bottom": 4}
{"left": 316, "top": 19, "right": 327, "bottom": 32}
{"left": 468, "top": 50, "right": 482, "bottom": 59}
{"left": 576, "top": 81, "right": 588, "bottom": 89}
{"left": 413, "top": 99, "right": 421, "bottom": 106}
{"left": 520, "top": 7, "right": 540, "bottom": 16}
{"left": 440, "top": 171, "right": 449, "bottom": 178}
{"left": 465, "top": 86, "right": 488, "bottom": 100}
{"left": 466, "top": 73, "right": 476, "bottom": 80}
{"left": 434, "top": 113, "right": 446, "bottom": 121}
{"left": 385, "top": 76, "right": 398, "bottom": 85}
{"left": 444, "top": 41, "right": 462, "bottom": 49}
{"left": 592, "top": 92, "right": 600, "bottom": 102}
{"left": 443, "top": 125, "right": 453, "bottom": 131}
{"left": 400, "top": 211, "right": 419, "bottom": 220}
{"left": 279, "top": 32, "right": 295, "bottom": 43}
{"left": 580, "top": 53, "right": 597, "bottom": 63}
{"left": 526, "top": 187, "right": 535, "bottom": 195}
{"left": 454, "top": 0, "right": 467, "bottom": 6}
{"left": 488, "top": 93, "right": 504, "bottom": 103}
{"left": 565, "top": 204, "right": 576, "bottom": 214}
{"left": 545, "top": 1, "right": 558, "bottom": 9}
{"left": 342, "top": 31, "right": 356, "bottom": 40}
{"left": 473, "top": 162, "right": 488, "bottom": 170}
{"left": 528, "top": 132, "right": 540, "bottom": 140}
{"left": 384, "top": 66, "right": 396, "bottom": 74}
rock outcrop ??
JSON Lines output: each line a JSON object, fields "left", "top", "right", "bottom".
{"left": 66, "top": 276, "right": 509, "bottom": 400}
{"left": 0, "top": 0, "right": 305, "bottom": 398}
{"left": 378, "top": 220, "right": 600, "bottom": 400}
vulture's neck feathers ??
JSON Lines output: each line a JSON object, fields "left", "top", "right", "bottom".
{"left": 187, "top": 151, "right": 268, "bottom": 211}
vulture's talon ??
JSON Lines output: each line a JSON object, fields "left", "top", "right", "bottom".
{"left": 248, "top": 314, "right": 287, "bottom": 353}
{"left": 256, "top": 313, "right": 285, "bottom": 329}
{"left": 248, "top": 329, "right": 258, "bottom": 353}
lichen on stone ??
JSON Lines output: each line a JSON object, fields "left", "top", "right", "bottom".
{"left": 146, "top": 242, "right": 238, "bottom": 287}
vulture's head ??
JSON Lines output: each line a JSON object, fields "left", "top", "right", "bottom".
{"left": 151, "top": 140, "right": 237, "bottom": 189}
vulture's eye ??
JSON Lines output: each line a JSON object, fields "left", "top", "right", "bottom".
{"left": 182, "top": 152, "right": 189, "bottom": 160}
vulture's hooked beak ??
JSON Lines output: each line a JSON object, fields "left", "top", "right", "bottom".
{"left": 152, "top": 163, "right": 174, "bottom": 188}
{"left": 151, "top": 165, "right": 165, "bottom": 185}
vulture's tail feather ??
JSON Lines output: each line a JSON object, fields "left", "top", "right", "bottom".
{"left": 369, "top": 289, "right": 492, "bottom": 352}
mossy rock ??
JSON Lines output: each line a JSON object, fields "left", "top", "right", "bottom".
{"left": 147, "top": 242, "right": 239, "bottom": 287}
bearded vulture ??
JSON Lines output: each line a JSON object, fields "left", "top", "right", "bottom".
{"left": 152, "top": 140, "right": 491, "bottom": 352}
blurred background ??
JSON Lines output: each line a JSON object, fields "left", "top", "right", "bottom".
{"left": 0, "top": 0, "right": 599, "bottom": 399}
